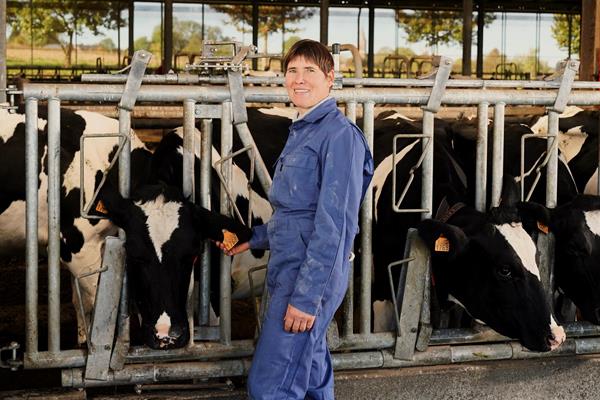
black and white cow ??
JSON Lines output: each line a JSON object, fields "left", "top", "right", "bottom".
{"left": 530, "top": 106, "right": 599, "bottom": 195}
{"left": 370, "top": 113, "right": 565, "bottom": 352}
{"left": 0, "top": 106, "right": 251, "bottom": 349}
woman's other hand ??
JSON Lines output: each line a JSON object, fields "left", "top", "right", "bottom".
{"left": 284, "top": 304, "right": 316, "bottom": 333}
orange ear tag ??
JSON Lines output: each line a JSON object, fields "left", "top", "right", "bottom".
{"left": 95, "top": 200, "right": 108, "bottom": 214}
{"left": 222, "top": 229, "right": 239, "bottom": 251}
{"left": 434, "top": 234, "right": 450, "bottom": 252}
{"left": 537, "top": 221, "right": 549, "bottom": 234}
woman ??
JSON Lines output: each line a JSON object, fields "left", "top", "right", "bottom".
{"left": 220, "top": 39, "right": 373, "bottom": 399}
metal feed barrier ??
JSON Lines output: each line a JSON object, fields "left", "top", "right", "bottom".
{"left": 8, "top": 47, "right": 600, "bottom": 388}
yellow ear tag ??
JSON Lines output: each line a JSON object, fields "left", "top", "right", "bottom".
{"left": 222, "top": 229, "right": 239, "bottom": 251}
{"left": 434, "top": 234, "right": 450, "bottom": 252}
{"left": 95, "top": 200, "right": 108, "bottom": 214}
{"left": 537, "top": 221, "right": 549, "bottom": 234}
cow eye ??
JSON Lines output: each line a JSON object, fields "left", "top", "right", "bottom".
{"left": 497, "top": 266, "right": 512, "bottom": 279}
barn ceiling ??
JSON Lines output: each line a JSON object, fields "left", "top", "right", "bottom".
{"left": 7, "top": 0, "right": 582, "bottom": 14}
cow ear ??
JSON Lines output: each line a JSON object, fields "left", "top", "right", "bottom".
{"left": 517, "top": 201, "right": 551, "bottom": 236}
{"left": 499, "top": 174, "right": 520, "bottom": 209}
{"left": 416, "top": 219, "right": 469, "bottom": 260}
{"left": 192, "top": 206, "right": 253, "bottom": 243}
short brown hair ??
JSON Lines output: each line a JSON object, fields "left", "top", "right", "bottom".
{"left": 282, "top": 39, "right": 333, "bottom": 76}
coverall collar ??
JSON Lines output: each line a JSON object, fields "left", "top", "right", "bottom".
{"left": 293, "top": 96, "right": 336, "bottom": 125}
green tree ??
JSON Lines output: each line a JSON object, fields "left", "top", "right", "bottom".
{"left": 210, "top": 5, "right": 314, "bottom": 52}
{"left": 98, "top": 38, "right": 115, "bottom": 52}
{"left": 8, "top": 1, "right": 126, "bottom": 66}
{"left": 395, "top": 10, "right": 495, "bottom": 51}
{"left": 552, "top": 14, "right": 580, "bottom": 56}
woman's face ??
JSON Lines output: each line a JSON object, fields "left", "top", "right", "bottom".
{"left": 284, "top": 56, "right": 334, "bottom": 116}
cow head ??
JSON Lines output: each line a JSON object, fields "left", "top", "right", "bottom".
{"left": 98, "top": 183, "right": 251, "bottom": 349}
{"left": 417, "top": 178, "right": 564, "bottom": 352}
{"left": 552, "top": 195, "right": 600, "bottom": 324}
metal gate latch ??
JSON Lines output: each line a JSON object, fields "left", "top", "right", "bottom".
{"left": 0, "top": 342, "right": 22, "bottom": 371}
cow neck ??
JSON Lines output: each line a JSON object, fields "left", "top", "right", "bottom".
{"left": 435, "top": 196, "right": 466, "bottom": 224}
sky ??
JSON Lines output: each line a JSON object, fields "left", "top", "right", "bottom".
{"left": 9, "top": 2, "right": 573, "bottom": 69}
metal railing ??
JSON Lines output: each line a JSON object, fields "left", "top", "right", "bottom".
{"left": 15, "top": 57, "right": 600, "bottom": 387}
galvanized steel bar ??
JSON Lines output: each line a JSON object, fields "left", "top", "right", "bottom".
{"left": 183, "top": 99, "right": 196, "bottom": 345}
{"left": 360, "top": 101, "right": 375, "bottom": 334}
{"left": 421, "top": 112, "right": 434, "bottom": 219}
{"left": 199, "top": 119, "right": 213, "bottom": 326}
{"left": 491, "top": 103, "right": 505, "bottom": 207}
{"left": 220, "top": 102, "right": 233, "bottom": 345}
{"left": 545, "top": 111, "right": 559, "bottom": 208}
{"left": 346, "top": 101, "right": 357, "bottom": 123}
{"left": 26, "top": 84, "right": 600, "bottom": 106}
{"left": 47, "top": 97, "right": 61, "bottom": 352}
{"left": 475, "top": 103, "right": 489, "bottom": 211}
{"left": 25, "top": 97, "right": 39, "bottom": 354}
{"left": 81, "top": 74, "right": 600, "bottom": 90}
{"left": 118, "top": 109, "right": 131, "bottom": 200}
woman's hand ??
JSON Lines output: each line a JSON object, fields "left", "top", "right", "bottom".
{"left": 284, "top": 304, "right": 315, "bottom": 333}
{"left": 214, "top": 241, "right": 250, "bottom": 256}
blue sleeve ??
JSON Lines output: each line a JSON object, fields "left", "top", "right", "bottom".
{"left": 249, "top": 224, "right": 269, "bottom": 250}
{"left": 289, "top": 126, "right": 367, "bottom": 316}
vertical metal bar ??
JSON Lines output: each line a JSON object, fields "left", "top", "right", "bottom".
{"left": 199, "top": 119, "right": 213, "bottom": 326}
{"left": 183, "top": 99, "right": 195, "bottom": 345}
{"left": 0, "top": 0, "right": 7, "bottom": 103}
{"left": 491, "top": 102, "right": 505, "bottom": 207}
{"left": 367, "top": 5, "right": 375, "bottom": 77}
{"left": 128, "top": 0, "right": 134, "bottom": 60}
{"left": 118, "top": 109, "right": 131, "bottom": 199}
{"left": 360, "top": 101, "right": 374, "bottom": 334}
{"left": 476, "top": 0, "right": 485, "bottom": 78}
{"left": 25, "top": 97, "right": 39, "bottom": 354}
{"left": 252, "top": 2, "right": 259, "bottom": 70}
{"left": 476, "top": 102, "right": 489, "bottom": 211}
{"left": 546, "top": 111, "right": 559, "bottom": 208}
{"left": 421, "top": 111, "right": 434, "bottom": 220}
{"left": 47, "top": 97, "right": 61, "bottom": 352}
{"left": 320, "top": 0, "right": 329, "bottom": 45}
{"left": 220, "top": 102, "right": 233, "bottom": 345}
{"left": 346, "top": 101, "right": 357, "bottom": 123}
{"left": 163, "top": 0, "right": 173, "bottom": 71}
{"left": 183, "top": 100, "right": 196, "bottom": 200}
{"left": 462, "top": 0, "right": 473, "bottom": 77}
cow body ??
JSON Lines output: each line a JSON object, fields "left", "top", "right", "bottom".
{"left": 371, "top": 113, "right": 565, "bottom": 352}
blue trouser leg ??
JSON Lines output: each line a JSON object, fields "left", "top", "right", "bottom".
{"left": 247, "top": 286, "right": 338, "bottom": 400}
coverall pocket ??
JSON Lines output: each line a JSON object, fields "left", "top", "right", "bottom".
{"left": 279, "top": 152, "right": 319, "bottom": 208}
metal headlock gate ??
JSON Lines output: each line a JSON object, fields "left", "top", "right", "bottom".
{"left": 8, "top": 46, "right": 600, "bottom": 388}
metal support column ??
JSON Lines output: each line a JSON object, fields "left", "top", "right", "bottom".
{"left": 476, "top": 102, "right": 489, "bottom": 212}
{"left": 183, "top": 99, "right": 196, "bottom": 345}
{"left": 368, "top": 5, "right": 375, "bottom": 78}
{"left": 128, "top": 0, "right": 135, "bottom": 61}
{"left": 47, "top": 97, "right": 61, "bottom": 352}
{"left": 25, "top": 98, "right": 39, "bottom": 355}
{"left": 220, "top": 101, "right": 233, "bottom": 345}
{"left": 199, "top": 119, "right": 213, "bottom": 325}
{"left": 462, "top": 0, "right": 473, "bottom": 76}
{"left": 320, "top": 0, "right": 329, "bottom": 45}
{"left": 163, "top": 0, "right": 173, "bottom": 72}
{"left": 252, "top": 1, "right": 259, "bottom": 70}
{"left": 476, "top": 0, "right": 485, "bottom": 78}
{"left": 360, "top": 101, "right": 374, "bottom": 334}
{"left": 491, "top": 102, "right": 505, "bottom": 207}
{"left": 0, "top": 0, "right": 6, "bottom": 102}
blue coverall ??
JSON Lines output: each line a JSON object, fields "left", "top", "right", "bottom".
{"left": 247, "top": 97, "right": 374, "bottom": 399}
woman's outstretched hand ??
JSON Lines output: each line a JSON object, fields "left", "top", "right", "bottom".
{"left": 214, "top": 241, "right": 250, "bottom": 256}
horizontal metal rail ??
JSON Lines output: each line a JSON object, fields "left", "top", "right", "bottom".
{"left": 23, "top": 83, "right": 600, "bottom": 105}
{"left": 81, "top": 73, "right": 600, "bottom": 90}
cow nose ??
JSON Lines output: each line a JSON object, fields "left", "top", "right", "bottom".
{"left": 169, "top": 323, "right": 185, "bottom": 339}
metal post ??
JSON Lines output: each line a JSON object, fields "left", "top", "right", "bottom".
{"left": 252, "top": 1, "right": 259, "bottom": 70}
{"left": 0, "top": 0, "right": 7, "bottom": 102}
{"left": 360, "top": 101, "right": 374, "bottom": 334}
{"left": 546, "top": 111, "right": 559, "bottom": 208}
{"left": 128, "top": 0, "right": 134, "bottom": 61}
{"left": 47, "top": 97, "right": 61, "bottom": 352}
{"left": 476, "top": 0, "right": 485, "bottom": 78}
{"left": 183, "top": 99, "right": 196, "bottom": 345}
{"left": 199, "top": 119, "right": 213, "bottom": 325}
{"left": 163, "top": 0, "right": 173, "bottom": 72}
{"left": 476, "top": 102, "right": 489, "bottom": 211}
{"left": 368, "top": 6, "right": 375, "bottom": 78}
{"left": 421, "top": 112, "right": 434, "bottom": 219}
{"left": 25, "top": 97, "right": 39, "bottom": 354}
{"left": 220, "top": 102, "right": 233, "bottom": 345}
{"left": 346, "top": 101, "right": 357, "bottom": 123}
{"left": 462, "top": 0, "right": 473, "bottom": 76}
{"left": 320, "top": 0, "right": 329, "bottom": 45}
{"left": 491, "top": 102, "right": 505, "bottom": 207}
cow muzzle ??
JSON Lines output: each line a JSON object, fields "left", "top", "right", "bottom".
{"left": 150, "top": 312, "right": 188, "bottom": 349}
